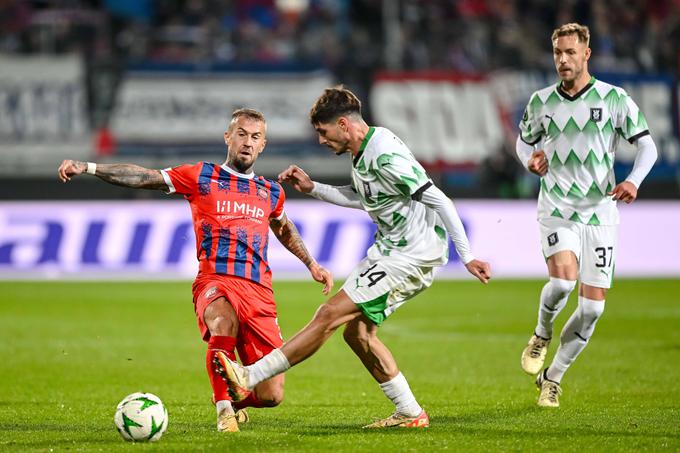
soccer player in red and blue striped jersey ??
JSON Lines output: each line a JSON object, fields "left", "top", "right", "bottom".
{"left": 58, "top": 108, "right": 333, "bottom": 433}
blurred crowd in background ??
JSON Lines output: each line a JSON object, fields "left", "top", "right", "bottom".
{"left": 3, "top": 0, "right": 680, "bottom": 74}
{"left": 1, "top": 0, "right": 679, "bottom": 199}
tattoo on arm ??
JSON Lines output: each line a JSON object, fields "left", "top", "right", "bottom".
{"left": 95, "top": 164, "right": 168, "bottom": 190}
{"left": 270, "top": 215, "right": 315, "bottom": 267}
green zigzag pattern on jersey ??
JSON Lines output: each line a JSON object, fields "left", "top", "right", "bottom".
{"left": 549, "top": 209, "right": 601, "bottom": 225}
{"left": 362, "top": 189, "right": 393, "bottom": 208}
{"left": 375, "top": 153, "right": 393, "bottom": 170}
{"left": 392, "top": 212, "right": 407, "bottom": 228}
{"left": 529, "top": 92, "right": 544, "bottom": 111}
{"left": 541, "top": 178, "right": 613, "bottom": 200}
{"left": 548, "top": 149, "right": 613, "bottom": 170}
{"left": 626, "top": 110, "right": 648, "bottom": 134}
{"left": 356, "top": 159, "right": 367, "bottom": 173}
{"left": 545, "top": 116, "right": 617, "bottom": 140}
{"left": 377, "top": 232, "right": 408, "bottom": 248}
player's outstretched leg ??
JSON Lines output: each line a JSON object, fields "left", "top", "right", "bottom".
{"left": 535, "top": 369, "right": 562, "bottom": 407}
{"left": 213, "top": 351, "right": 252, "bottom": 403}
{"left": 363, "top": 410, "right": 430, "bottom": 428}
{"left": 341, "top": 317, "right": 429, "bottom": 428}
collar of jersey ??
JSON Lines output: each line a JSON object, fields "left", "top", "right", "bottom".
{"left": 353, "top": 126, "right": 375, "bottom": 167}
{"left": 220, "top": 163, "right": 255, "bottom": 179}
{"left": 557, "top": 76, "right": 596, "bottom": 101}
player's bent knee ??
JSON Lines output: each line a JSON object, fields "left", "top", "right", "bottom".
{"left": 206, "top": 315, "right": 237, "bottom": 336}
{"left": 550, "top": 277, "right": 576, "bottom": 298}
{"left": 255, "top": 387, "right": 284, "bottom": 407}
{"left": 312, "top": 303, "right": 341, "bottom": 331}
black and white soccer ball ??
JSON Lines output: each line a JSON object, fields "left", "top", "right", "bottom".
{"left": 114, "top": 392, "right": 168, "bottom": 442}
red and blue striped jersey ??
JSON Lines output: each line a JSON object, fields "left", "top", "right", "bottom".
{"left": 161, "top": 162, "right": 285, "bottom": 289}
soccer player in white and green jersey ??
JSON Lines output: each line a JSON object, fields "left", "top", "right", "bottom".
{"left": 214, "top": 86, "right": 491, "bottom": 428}
{"left": 517, "top": 23, "right": 658, "bottom": 407}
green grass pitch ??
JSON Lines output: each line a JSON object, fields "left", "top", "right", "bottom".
{"left": 1, "top": 279, "right": 679, "bottom": 451}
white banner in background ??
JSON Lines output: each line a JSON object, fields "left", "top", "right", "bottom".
{"left": 371, "top": 73, "right": 504, "bottom": 163}
{"left": 110, "top": 71, "right": 333, "bottom": 143}
{"left": 0, "top": 55, "right": 87, "bottom": 142}
{"left": 0, "top": 200, "right": 678, "bottom": 281}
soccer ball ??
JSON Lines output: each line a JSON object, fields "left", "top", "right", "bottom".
{"left": 114, "top": 392, "right": 168, "bottom": 442}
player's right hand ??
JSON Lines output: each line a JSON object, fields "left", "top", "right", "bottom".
{"left": 527, "top": 150, "right": 548, "bottom": 176}
{"left": 465, "top": 259, "right": 491, "bottom": 284}
{"left": 278, "top": 165, "right": 314, "bottom": 193}
{"left": 58, "top": 159, "right": 86, "bottom": 182}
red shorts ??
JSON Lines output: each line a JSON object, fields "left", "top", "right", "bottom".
{"left": 192, "top": 274, "right": 283, "bottom": 365}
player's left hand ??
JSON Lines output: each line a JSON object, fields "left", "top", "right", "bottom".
{"left": 608, "top": 181, "right": 637, "bottom": 204}
{"left": 465, "top": 259, "right": 491, "bottom": 284}
{"left": 309, "top": 261, "right": 333, "bottom": 295}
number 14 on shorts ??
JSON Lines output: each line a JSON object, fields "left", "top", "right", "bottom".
{"left": 356, "top": 264, "right": 387, "bottom": 289}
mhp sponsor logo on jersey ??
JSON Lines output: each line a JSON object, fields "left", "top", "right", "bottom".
{"left": 216, "top": 200, "right": 265, "bottom": 219}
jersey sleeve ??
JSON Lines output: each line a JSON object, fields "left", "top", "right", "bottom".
{"left": 161, "top": 163, "right": 200, "bottom": 196}
{"left": 518, "top": 93, "right": 544, "bottom": 145}
{"left": 377, "top": 151, "right": 431, "bottom": 198}
{"left": 270, "top": 182, "right": 286, "bottom": 220}
{"left": 615, "top": 90, "right": 650, "bottom": 143}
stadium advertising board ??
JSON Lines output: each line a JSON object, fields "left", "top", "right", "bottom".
{"left": 0, "top": 200, "right": 677, "bottom": 280}
{"left": 110, "top": 71, "right": 333, "bottom": 143}
{"left": 371, "top": 72, "right": 504, "bottom": 164}
{"left": 0, "top": 55, "right": 87, "bottom": 142}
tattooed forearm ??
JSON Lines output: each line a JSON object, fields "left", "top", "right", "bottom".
{"left": 95, "top": 164, "right": 167, "bottom": 190}
{"left": 271, "top": 216, "right": 315, "bottom": 268}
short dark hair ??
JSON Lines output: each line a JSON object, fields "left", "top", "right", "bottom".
{"left": 309, "top": 85, "right": 362, "bottom": 125}
{"left": 229, "top": 108, "right": 266, "bottom": 130}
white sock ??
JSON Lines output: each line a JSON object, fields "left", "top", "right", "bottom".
{"left": 379, "top": 372, "right": 422, "bottom": 417}
{"left": 535, "top": 277, "right": 576, "bottom": 339}
{"left": 547, "top": 296, "right": 605, "bottom": 382}
{"left": 215, "top": 400, "right": 233, "bottom": 415}
{"left": 245, "top": 348, "right": 290, "bottom": 388}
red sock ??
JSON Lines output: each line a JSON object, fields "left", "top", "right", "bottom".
{"left": 233, "top": 391, "right": 265, "bottom": 409}
{"left": 206, "top": 335, "right": 237, "bottom": 403}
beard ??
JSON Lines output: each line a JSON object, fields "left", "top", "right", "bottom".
{"left": 227, "top": 154, "right": 254, "bottom": 173}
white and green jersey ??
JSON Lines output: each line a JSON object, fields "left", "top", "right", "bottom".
{"left": 350, "top": 126, "right": 449, "bottom": 266}
{"left": 519, "top": 76, "right": 649, "bottom": 225}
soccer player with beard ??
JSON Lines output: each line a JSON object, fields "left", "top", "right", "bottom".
{"left": 516, "top": 23, "right": 657, "bottom": 407}
{"left": 215, "top": 86, "right": 491, "bottom": 428}
{"left": 58, "top": 108, "right": 333, "bottom": 432}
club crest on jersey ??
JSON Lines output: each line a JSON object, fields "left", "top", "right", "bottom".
{"left": 547, "top": 232, "right": 559, "bottom": 247}
{"left": 590, "top": 108, "right": 602, "bottom": 122}
{"left": 204, "top": 286, "right": 219, "bottom": 299}
{"left": 257, "top": 186, "right": 269, "bottom": 200}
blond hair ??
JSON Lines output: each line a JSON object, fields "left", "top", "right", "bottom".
{"left": 228, "top": 108, "right": 266, "bottom": 131}
{"left": 551, "top": 23, "right": 590, "bottom": 46}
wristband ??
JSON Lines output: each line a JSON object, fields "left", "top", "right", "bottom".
{"left": 86, "top": 162, "right": 97, "bottom": 175}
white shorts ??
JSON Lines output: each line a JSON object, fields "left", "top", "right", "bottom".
{"left": 342, "top": 253, "right": 436, "bottom": 326}
{"left": 539, "top": 217, "right": 618, "bottom": 288}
